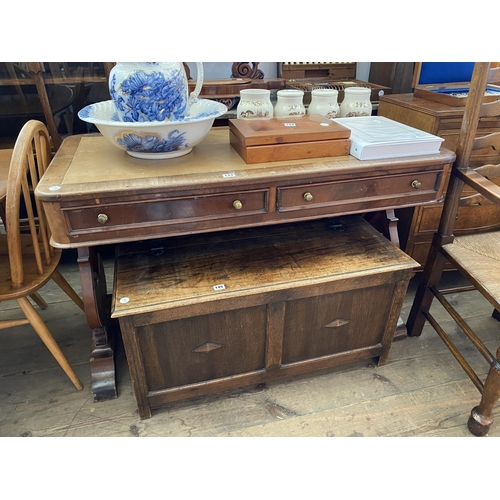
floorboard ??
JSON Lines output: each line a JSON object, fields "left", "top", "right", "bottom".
{"left": 1, "top": 248, "right": 499, "bottom": 438}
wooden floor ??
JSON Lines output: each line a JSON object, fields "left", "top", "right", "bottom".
{"left": 1, "top": 246, "right": 499, "bottom": 438}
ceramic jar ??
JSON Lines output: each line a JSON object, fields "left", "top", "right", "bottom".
{"left": 307, "top": 89, "right": 340, "bottom": 119}
{"left": 339, "top": 87, "right": 372, "bottom": 118}
{"left": 274, "top": 89, "right": 306, "bottom": 118}
{"left": 236, "top": 89, "right": 274, "bottom": 118}
{"left": 109, "top": 62, "right": 204, "bottom": 122}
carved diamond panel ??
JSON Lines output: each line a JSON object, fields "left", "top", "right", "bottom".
{"left": 323, "top": 318, "right": 350, "bottom": 328}
{"left": 192, "top": 342, "right": 223, "bottom": 353}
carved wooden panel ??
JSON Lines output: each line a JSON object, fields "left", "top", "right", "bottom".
{"left": 231, "top": 62, "right": 264, "bottom": 79}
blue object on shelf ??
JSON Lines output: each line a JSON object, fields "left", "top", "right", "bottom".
{"left": 418, "top": 62, "right": 475, "bottom": 84}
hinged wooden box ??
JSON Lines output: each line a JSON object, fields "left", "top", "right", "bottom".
{"left": 112, "top": 215, "right": 417, "bottom": 419}
{"left": 280, "top": 62, "right": 357, "bottom": 80}
{"left": 414, "top": 82, "right": 500, "bottom": 107}
{"left": 229, "top": 114, "right": 351, "bottom": 164}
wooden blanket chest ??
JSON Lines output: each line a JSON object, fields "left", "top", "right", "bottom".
{"left": 111, "top": 216, "right": 417, "bottom": 419}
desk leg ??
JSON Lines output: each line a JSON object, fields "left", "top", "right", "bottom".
{"left": 364, "top": 210, "right": 407, "bottom": 340}
{"left": 77, "top": 246, "right": 117, "bottom": 401}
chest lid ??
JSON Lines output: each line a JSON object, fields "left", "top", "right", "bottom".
{"left": 229, "top": 114, "right": 351, "bottom": 146}
{"left": 111, "top": 215, "right": 417, "bottom": 318}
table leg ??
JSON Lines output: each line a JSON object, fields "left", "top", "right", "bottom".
{"left": 77, "top": 246, "right": 117, "bottom": 401}
{"left": 364, "top": 210, "right": 407, "bottom": 340}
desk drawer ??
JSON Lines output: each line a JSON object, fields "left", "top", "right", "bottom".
{"left": 277, "top": 171, "right": 442, "bottom": 212}
{"left": 64, "top": 190, "right": 268, "bottom": 231}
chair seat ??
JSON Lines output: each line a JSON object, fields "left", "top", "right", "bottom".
{"left": 442, "top": 230, "right": 500, "bottom": 308}
{"left": 0, "top": 234, "right": 61, "bottom": 300}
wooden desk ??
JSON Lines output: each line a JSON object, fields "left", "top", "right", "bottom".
{"left": 35, "top": 128, "right": 455, "bottom": 401}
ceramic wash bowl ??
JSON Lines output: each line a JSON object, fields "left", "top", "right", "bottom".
{"left": 78, "top": 98, "right": 227, "bottom": 159}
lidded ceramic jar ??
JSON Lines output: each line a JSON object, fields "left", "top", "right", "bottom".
{"left": 236, "top": 89, "right": 273, "bottom": 118}
{"left": 274, "top": 89, "right": 305, "bottom": 118}
{"left": 339, "top": 87, "right": 372, "bottom": 117}
{"left": 307, "top": 89, "right": 340, "bottom": 119}
{"left": 109, "top": 62, "right": 204, "bottom": 122}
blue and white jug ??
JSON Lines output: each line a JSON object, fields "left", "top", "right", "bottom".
{"left": 109, "top": 62, "right": 204, "bottom": 122}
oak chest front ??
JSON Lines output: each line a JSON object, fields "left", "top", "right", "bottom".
{"left": 111, "top": 216, "right": 417, "bottom": 419}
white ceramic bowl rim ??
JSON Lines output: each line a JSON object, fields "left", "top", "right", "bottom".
{"left": 78, "top": 99, "right": 227, "bottom": 127}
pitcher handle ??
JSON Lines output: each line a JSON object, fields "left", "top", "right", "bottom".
{"left": 188, "top": 62, "right": 204, "bottom": 104}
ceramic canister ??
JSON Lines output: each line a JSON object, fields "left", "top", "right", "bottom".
{"left": 236, "top": 89, "right": 273, "bottom": 118}
{"left": 274, "top": 89, "right": 306, "bottom": 118}
{"left": 307, "top": 88, "right": 340, "bottom": 119}
{"left": 339, "top": 87, "right": 372, "bottom": 118}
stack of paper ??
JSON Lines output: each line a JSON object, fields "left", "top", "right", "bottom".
{"left": 332, "top": 116, "right": 444, "bottom": 160}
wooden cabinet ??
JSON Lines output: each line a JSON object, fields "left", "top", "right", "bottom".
{"left": 378, "top": 93, "right": 500, "bottom": 266}
{"left": 112, "top": 216, "right": 417, "bottom": 419}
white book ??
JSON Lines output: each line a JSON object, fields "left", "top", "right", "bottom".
{"left": 332, "top": 116, "right": 444, "bottom": 160}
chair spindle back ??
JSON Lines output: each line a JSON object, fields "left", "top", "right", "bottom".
{"left": 5, "top": 120, "right": 53, "bottom": 288}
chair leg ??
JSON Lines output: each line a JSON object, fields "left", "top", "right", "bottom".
{"left": 51, "top": 269, "right": 85, "bottom": 311}
{"left": 407, "top": 244, "right": 448, "bottom": 337}
{"left": 16, "top": 296, "right": 83, "bottom": 390}
{"left": 30, "top": 292, "right": 48, "bottom": 309}
{"left": 468, "top": 348, "right": 500, "bottom": 436}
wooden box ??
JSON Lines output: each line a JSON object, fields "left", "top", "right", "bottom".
{"left": 111, "top": 216, "right": 417, "bottom": 419}
{"left": 280, "top": 62, "right": 357, "bottom": 81}
{"left": 414, "top": 82, "right": 500, "bottom": 107}
{"left": 228, "top": 114, "right": 351, "bottom": 163}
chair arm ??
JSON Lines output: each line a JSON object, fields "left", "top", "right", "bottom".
{"left": 457, "top": 166, "right": 500, "bottom": 206}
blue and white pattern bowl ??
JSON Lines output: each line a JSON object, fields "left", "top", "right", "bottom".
{"left": 78, "top": 98, "right": 227, "bottom": 159}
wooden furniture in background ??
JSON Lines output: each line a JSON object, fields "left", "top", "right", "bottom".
{"left": 0, "top": 63, "right": 74, "bottom": 150}
{"left": 279, "top": 62, "right": 357, "bottom": 80}
{"left": 378, "top": 92, "right": 500, "bottom": 267}
{"left": 0, "top": 63, "right": 113, "bottom": 145}
{"left": 24, "top": 63, "right": 65, "bottom": 150}
{"left": 277, "top": 62, "right": 391, "bottom": 106}
{"left": 112, "top": 216, "right": 417, "bottom": 418}
{"left": 35, "top": 130, "right": 455, "bottom": 401}
{"left": 407, "top": 62, "right": 500, "bottom": 436}
{"left": 0, "top": 121, "right": 84, "bottom": 390}
{"left": 368, "top": 62, "right": 415, "bottom": 95}
{"left": 185, "top": 63, "right": 286, "bottom": 112}
{"left": 231, "top": 62, "right": 264, "bottom": 79}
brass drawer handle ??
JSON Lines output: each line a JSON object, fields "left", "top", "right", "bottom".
{"left": 411, "top": 180, "right": 422, "bottom": 189}
{"left": 233, "top": 200, "right": 243, "bottom": 210}
{"left": 97, "top": 213, "right": 108, "bottom": 224}
{"left": 303, "top": 192, "right": 313, "bottom": 202}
